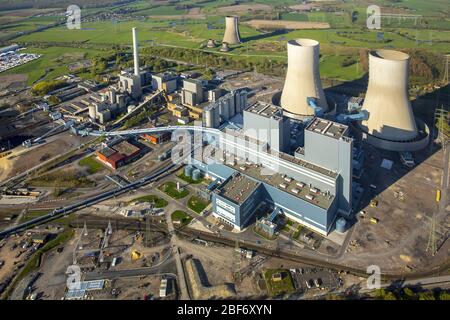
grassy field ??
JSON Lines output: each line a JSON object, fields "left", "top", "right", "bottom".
{"left": 78, "top": 155, "right": 105, "bottom": 174}
{"left": 171, "top": 210, "right": 192, "bottom": 226}
{"left": 264, "top": 269, "right": 295, "bottom": 296}
{"left": 158, "top": 181, "right": 190, "bottom": 199}
{"left": 0, "top": 1, "right": 446, "bottom": 86}
{"left": 129, "top": 194, "right": 168, "bottom": 208}
{"left": 19, "top": 210, "right": 51, "bottom": 224}
{"left": 0, "top": 46, "right": 107, "bottom": 85}
{"left": 187, "top": 196, "right": 210, "bottom": 213}
{"left": 29, "top": 169, "right": 95, "bottom": 188}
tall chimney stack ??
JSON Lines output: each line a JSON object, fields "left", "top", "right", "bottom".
{"left": 132, "top": 27, "right": 139, "bottom": 77}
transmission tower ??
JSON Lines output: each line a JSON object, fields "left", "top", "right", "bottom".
{"left": 443, "top": 54, "right": 449, "bottom": 85}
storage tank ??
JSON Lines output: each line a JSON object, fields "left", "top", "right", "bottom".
{"left": 192, "top": 169, "right": 202, "bottom": 181}
{"left": 184, "top": 165, "right": 194, "bottom": 177}
{"left": 335, "top": 217, "right": 347, "bottom": 233}
{"left": 203, "top": 106, "right": 215, "bottom": 128}
{"left": 359, "top": 49, "right": 418, "bottom": 143}
{"left": 228, "top": 93, "right": 236, "bottom": 118}
{"left": 222, "top": 16, "right": 241, "bottom": 45}
{"left": 280, "top": 39, "right": 328, "bottom": 118}
{"left": 219, "top": 99, "right": 230, "bottom": 122}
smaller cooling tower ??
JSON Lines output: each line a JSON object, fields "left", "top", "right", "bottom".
{"left": 280, "top": 39, "right": 328, "bottom": 119}
{"left": 222, "top": 16, "right": 241, "bottom": 45}
{"left": 359, "top": 50, "right": 417, "bottom": 142}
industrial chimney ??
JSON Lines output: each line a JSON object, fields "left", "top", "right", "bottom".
{"left": 359, "top": 50, "right": 418, "bottom": 143}
{"left": 222, "top": 16, "right": 241, "bottom": 45}
{"left": 280, "top": 39, "right": 328, "bottom": 119}
{"left": 132, "top": 27, "right": 140, "bottom": 77}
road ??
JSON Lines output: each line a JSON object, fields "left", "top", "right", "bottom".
{"left": 0, "top": 159, "right": 178, "bottom": 238}
{"left": 165, "top": 203, "right": 190, "bottom": 300}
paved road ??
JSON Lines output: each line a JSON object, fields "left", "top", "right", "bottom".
{"left": 165, "top": 206, "right": 190, "bottom": 300}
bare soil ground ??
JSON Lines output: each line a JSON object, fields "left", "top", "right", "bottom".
{"left": 338, "top": 145, "right": 449, "bottom": 274}
{"left": 246, "top": 20, "right": 330, "bottom": 30}
{"left": 0, "top": 132, "right": 88, "bottom": 182}
{"left": 0, "top": 74, "right": 28, "bottom": 90}
{"left": 180, "top": 240, "right": 257, "bottom": 297}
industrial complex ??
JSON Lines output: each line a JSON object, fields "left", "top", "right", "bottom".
{"left": 0, "top": 1, "right": 448, "bottom": 304}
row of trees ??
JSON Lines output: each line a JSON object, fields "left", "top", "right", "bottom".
{"left": 140, "top": 46, "right": 287, "bottom": 76}
{"left": 31, "top": 79, "right": 66, "bottom": 96}
{"left": 374, "top": 288, "right": 450, "bottom": 300}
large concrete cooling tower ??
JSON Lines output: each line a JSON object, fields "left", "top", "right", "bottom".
{"left": 222, "top": 16, "right": 241, "bottom": 45}
{"left": 280, "top": 39, "right": 328, "bottom": 119}
{"left": 358, "top": 49, "right": 429, "bottom": 151}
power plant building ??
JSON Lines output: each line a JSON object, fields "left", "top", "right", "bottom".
{"left": 182, "top": 79, "right": 204, "bottom": 106}
{"left": 152, "top": 72, "right": 178, "bottom": 94}
{"left": 192, "top": 115, "right": 353, "bottom": 235}
{"left": 243, "top": 101, "right": 290, "bottom": 153}
{"left": 202, "top": 90, "right": 248, "bottom": 128}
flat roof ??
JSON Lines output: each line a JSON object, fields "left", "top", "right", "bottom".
{"left": 306, "top": 118, "right": 348, "bottom": 140}
{"left": 113, "top": 141, "right": 140, "bottom": 157}
{"left": 217, "top": 173, "right": 260, "bottom": 205}
{"left": 245, "top": 101, "right": 282, "bottom": 119}
{"left": 220, "top": 129, "right": 337, "bottom": 178}
{"left": 217, "top": 152, "right": 335, "bottom": 210}
{"left": 98, "top": 147, "right": 117, "bottom": 158}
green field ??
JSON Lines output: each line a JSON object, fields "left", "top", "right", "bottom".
{"left": 171, "top": 210, "right": 192, "bottom": 226}
{"left": 19, "top": 210, "right": 51, "bottom": 224}
{"left": 0, "top": 46, "right": 107, "bottom": 85}
{"left": 264, "top": 269, "right": 295, "bottom": 296}
{"left": 78, "top": 155, "right": 105, "bottom": 174}
{"left": 187, "top": 196, "right": 210, "bottom": 213}
{"left": 158, "top": 181, "right": 190, "bottom": 199}
{"left": 29, "top": 169, "right": 95, "bottom": 188}
{"left": 129, "top": 194, "right": 168, "bottom": 208}
{"left": 0, "top": 0, "right": 446, "bottom": 86}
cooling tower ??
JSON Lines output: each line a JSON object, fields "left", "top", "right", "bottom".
{"left": 280, "top": 39, "right": 328, "bottom": 118}
{"left": 359, "top": 50, "right": 418, "bottom": 142}
{"left": 222, "top": 16, "right": 241, "bottom": 45}
{"left": 132, "top": 27, "right": 139, "bottom": 77}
